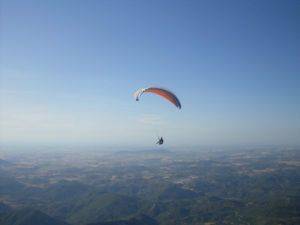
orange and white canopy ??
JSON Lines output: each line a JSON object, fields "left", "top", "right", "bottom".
{"left": 134, "top": 87, "right": 181, "bottom": 109}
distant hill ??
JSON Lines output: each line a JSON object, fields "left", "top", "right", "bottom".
{"left": 0, "top": 202, "right": 11, "bottom": 214}
{"left": 67, "top": 193, "right": 143, "bottom": 225}
{"left": 0, "top": 208, "right": 70, "bottom": 225}
{"left": 34, "top": 180, "right": 92, "bottom": 219}
{"left": 87, "top": 214, "right": 158, "bottom": 225}
{"left": 0, "top": 159, "right": 13, "bottom": 167}
{"left": 0, "top": 172, "right": 25, "bottom": 195}
{"left": 158, "top": 185, "right": 198, "bottom": 200}
{"left": 43, "top": 180, "right": 90, "bottom": 201}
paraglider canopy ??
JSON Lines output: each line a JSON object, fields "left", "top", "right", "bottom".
{"left": 134, "top": 87, "right": 181, "bottom": 109}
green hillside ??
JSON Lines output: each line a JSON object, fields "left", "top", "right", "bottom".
{"left": 0, "top": 208, "right": 70, "bottom": 225}
{"left": 87, "top": 214, "right": 158, "bottom": 225}
{"left": 67, "top": 193, "right": 144, "bottom": 225}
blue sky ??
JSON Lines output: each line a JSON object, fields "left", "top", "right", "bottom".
{"left": 1, "top": 0, "right": 299, "bottom": 146}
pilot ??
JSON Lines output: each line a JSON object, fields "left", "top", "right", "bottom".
{"left": 156, "top": 137, "right": 164, "bottom": 145}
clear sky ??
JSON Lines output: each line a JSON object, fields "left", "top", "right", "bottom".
{"left": 1, "top": 0, "right": 299, "bottom": 147}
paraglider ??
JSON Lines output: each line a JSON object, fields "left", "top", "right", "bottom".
{"left": 156, "top": 137, "right": 164, "bottom": 145}
{"left": 133, "top": 86, "right": 181, "bottom": 145}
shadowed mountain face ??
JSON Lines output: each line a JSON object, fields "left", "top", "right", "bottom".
{"left": 42, "top": 180, "right": 91, "bottom": 201}
{"left": 0, "top": 208, "right": 70, "bottom": 225}
{"left": 0, "top": 172, "right": 25, "bottom": 195}
{"left": 157, "top": 185, "right": 199, "bottom": 200}
{"left": 67, "top": 193, "right": 144, "bottom": 225}
{"left": 0, "top": 147, "right": 299, "bottom": 225}
{"left": 0, "top": 159, "right": 13, "bottom": 167}
{"left": 0, "top": 203, "right": 11, "bottom": 214}
{"left": 87, "top": 214, "right": 158, "bottom": 225}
